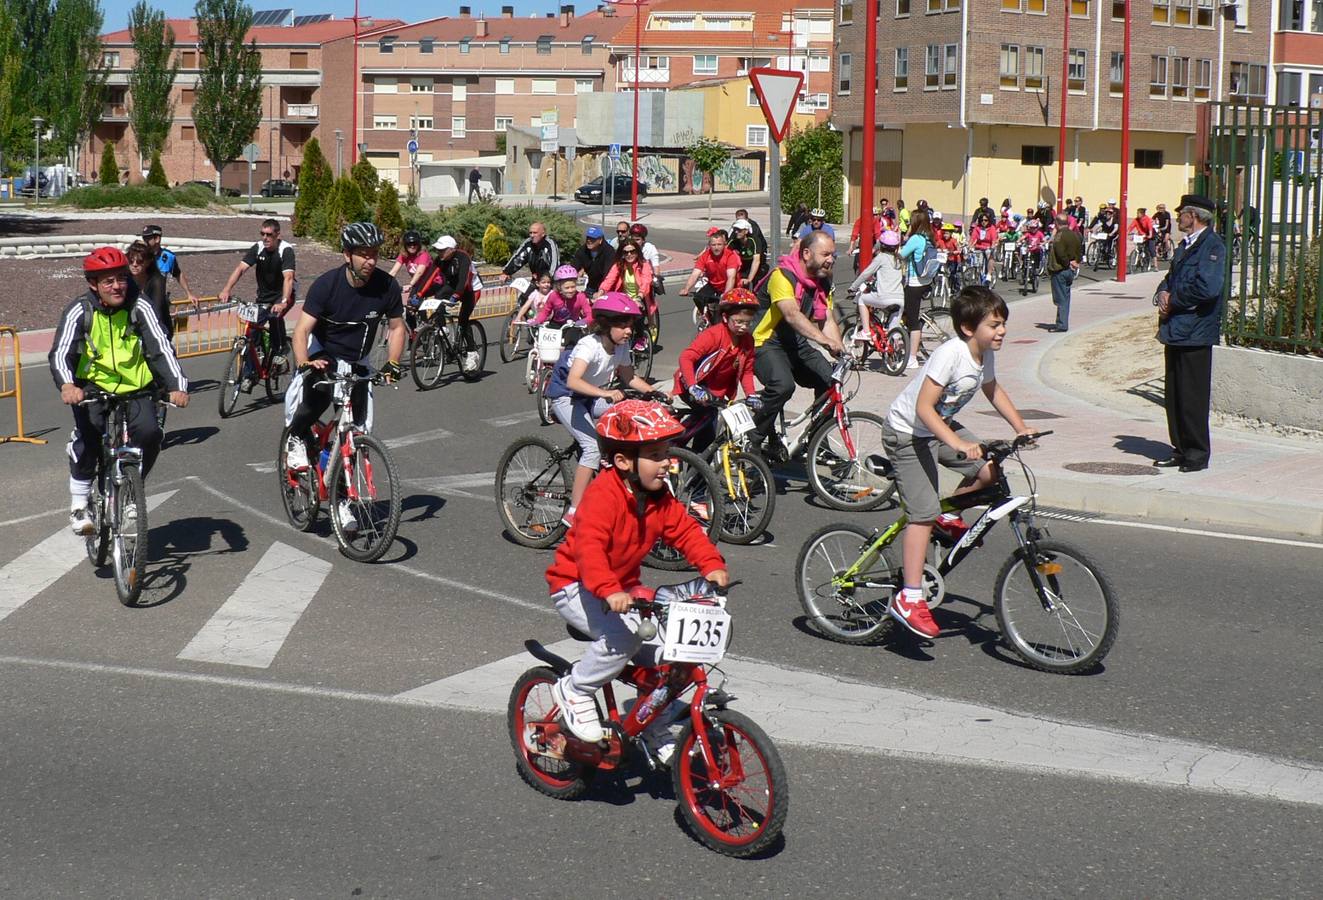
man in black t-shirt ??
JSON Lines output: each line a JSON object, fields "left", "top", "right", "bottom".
{"left": 141, "top": 224, "right": 199, "bottom": 305}
{"left": 219, "top": 217, "right": 296, "bottom": 366}
{"left": 284, "top": 222, "right": 405, "bottom": 483}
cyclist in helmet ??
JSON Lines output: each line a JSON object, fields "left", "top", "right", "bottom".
{"left": 543, "top": 292, "right": 658, "bottom": 522}
{"left": 627, "top": 222, "right": 662, "bottom": 271}
{"left": 412, "top": 234, "right": 483, "bottom": 367}
{"left": 795, "top": 207, "right": 836, "bottom": 244}
{"left": 672, "top": 288, "right": 761, "bottom": 453}
{"left": 217, "top": 217, "right": 296, "bottom": 370}
{"left": 284, "top": 222, "right": 407, "bottom": 528}
{"left": 848, "top": 229, "right": 905, "bottom": 343}
{"left": 140, "top": 224, "right": 199, "bottom": 306}
{"left": 51, "top": 247, "right": 190, "bottom": 535}
{"left": 545, "top": 396, "right": 729, "bottom": 755}
{"left": 529, "top": 264, "right": 592, "bottom": 327}
{"left": 388, "top": 229, "right": 431, "bottom": 290}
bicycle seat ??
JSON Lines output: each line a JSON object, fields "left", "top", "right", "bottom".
{"left": 565, "top": 624, "right": 593, "bottom": 642}
{"left": 877, "top": 302, "right": 902, "bottom": 317}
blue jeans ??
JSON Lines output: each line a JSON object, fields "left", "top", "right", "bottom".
{"left": 1050, "top": 268, "right": 1075, "bottom": 331}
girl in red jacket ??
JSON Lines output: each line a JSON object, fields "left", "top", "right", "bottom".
{"left": 548, "top": 399, "right": 729, "bottom": 758}
{"left": 671, "top": 288, "right": 761, "bottom": 452}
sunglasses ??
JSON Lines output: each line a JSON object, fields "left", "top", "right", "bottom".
{"left": 621, "top": 248, "right": 638, "bottom": 255}
{"left": 260, "top": 230, "right": 277, "bottom": 237}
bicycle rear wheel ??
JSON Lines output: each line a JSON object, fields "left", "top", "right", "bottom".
{"left": 509, "top": 666, "right": 594, "bottom": 799}
{"left": 85, "top": 476, "right": 110, "bottom": 566}
{"left": 277, "top": 426, "right": 320, "bottom": 531}
{"left": 879, "top": 326, "right": 909, "bottom": 376}
{"left": 534, "top": 367, "right": 555, "bottom": 426}
{"left": 644, "top": 447, "right": 723, "bottom": 570}
{"left": 495, "top": 436, "right": 573, "bottom": 548}
{"left": 218, "top": 342, "right": 245, "bottom": 418}
{"left": 805, "top": 411, "right": 896, "bottom": 512}
{"left": 264, "top": 349, "right": 290, "bottom": 404}
{"left": 795, "top": 523, "right": 895, "bottom": 644}
{"left": 410, "top": 324, "right": 447, "bottom": 390}
{"left": 994, "top": 539, "right": 1119, "bottom": 674}
{"left": 326, "top": 433, "right": 402, "bottom": 563}
{"left": 499, "top": 311, "right": 527, "bottom": 363}
{"left": 458, "top": 320, "right": 487, "bottom": 382}
{"left": 712, "top": 446, "right": 775, "bottom": 545}
{"left": 112, "top": 464, "right": 148, "bottom": 606}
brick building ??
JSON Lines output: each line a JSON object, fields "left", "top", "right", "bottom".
{"left": 88, "top": 14, "right": 403, "bottom": 189}
{"left": 320, "top": 5, "right": 617, "bottom": 189}
{"left": 831, "top": 0, "right": 1272, "bottom": 221}
{"left": 1270, "top": 0, "right": 1323, "bottom": 105}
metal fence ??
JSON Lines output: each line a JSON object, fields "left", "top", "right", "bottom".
{"left": 1204, "top": 103, "right": 1323, "bottom": 355}
{"left": 0, "top": 326, "right": 47, "bottom": 444}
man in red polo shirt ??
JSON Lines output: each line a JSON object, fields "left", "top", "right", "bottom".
{"left": 680, "top": 228, "right": 741, "bottom": 324}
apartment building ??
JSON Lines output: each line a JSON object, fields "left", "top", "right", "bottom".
{"left": 89, "top": 13, "right": 402, "bottom": 188}
{"left": 320, "top": 5, "right": 616, "bottom": 188}
{"left": 832, "top": 0, "right": 1272, "bottom": 220}
{"left": 1271, "top": 0, "right": 1323, "bottom": 105}
{"left": 604, "top": 0, "right": 835, "bottom": 154}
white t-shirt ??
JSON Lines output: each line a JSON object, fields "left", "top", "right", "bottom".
{"left": 568, "top": 334, "right": 632, "bottom": 388}
{"left": 887, "top": 339, "right": 994, "bottom": 437}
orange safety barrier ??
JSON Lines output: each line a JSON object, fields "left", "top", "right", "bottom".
{"left": 0, "top": 326, "right": 48, "bottom": 445}
{"left": 170, "top": 295, "right": 248, "bottom": 359}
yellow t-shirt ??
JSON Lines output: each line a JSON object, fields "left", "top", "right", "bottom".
{"left": 752, "top": 268, "right": 833, "bottom": 349}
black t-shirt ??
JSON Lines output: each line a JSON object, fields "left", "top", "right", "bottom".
{"left": 303, "top": 265, "right": 404, "bottom": 362}
{"left": 243, "top": 240, "right": 296, "bottom": 303}
{"left": 1153, "top": 210, "right": 1172, "bottom": 233}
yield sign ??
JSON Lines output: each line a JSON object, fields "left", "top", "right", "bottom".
{"left": 749, "top": 67, "right": 805, "bottom": 144}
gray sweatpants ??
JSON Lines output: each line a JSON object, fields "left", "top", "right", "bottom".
{"left": 554, "top": 581, "right": 664, "bottom": 694}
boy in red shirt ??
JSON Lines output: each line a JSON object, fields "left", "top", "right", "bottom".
{"left": 672, "top": 288, "right": 761, "bottom": 452}
{"left": 548, "top": 400, "right": 729, "bottom": 755}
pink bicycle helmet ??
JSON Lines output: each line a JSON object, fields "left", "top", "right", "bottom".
{"left": 591, "top": 291, "right": 642, "bottom": 318}
{"left": 879, "top": 231, "right": 902, "bottom": 248}
{"left": 553, "top": 264, "right": 579, "bottom": 281}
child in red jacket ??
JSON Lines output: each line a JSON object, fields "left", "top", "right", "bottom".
{"left": 547, "top": 399, "right": 729, "bottom": 757}
{"left": 671, "top": 288, "right": 761, "bottom": 452}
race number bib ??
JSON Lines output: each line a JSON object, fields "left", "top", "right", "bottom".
{"left": 418, "top": 297, "right": 443, "bottom": 312}
{"left": 536, "top": 325, "right": 564, "bottom": 360}
{"left": 236, "top": 302, "right": 262, "bottom": 323}
{"left": 719, "top": 403, "right": 756, "bottom": 438}
{"left": 661, "top": 601, "right": 732, "bottom": 664}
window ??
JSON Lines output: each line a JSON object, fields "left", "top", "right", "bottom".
{"left": 1310, "top": 73, "right": 1323, "bottom": 101}
{"left": 1171, "top": 56, "right": 1189, "bottom": 98}
{"left": 1153, "top": 0, "right": 1170, "bottom": 23}
{"left": 737, "top": 56, "right": 772, "bottom": 75}
{"left": 410, "top": 116, "right": 434, "bottom": 130}
{"left": 411, "top": 78, "right": 434, "bottom": 93}
{"left": 532, "top": 79, "right": 557, "bottom": 95}
{"left": 530, "top": 116, "right": 541, "bottom": 127}
{"left": 1196, "top": 0, "right": 1214, "bottom": 25}
{"left": 693, "top": 54, "right": 718, "bottom": 74}
{"left": 928, "top": 0, "right": 942, "bottom": 12}
{"left": 180, "top": 88, "right": 195, "bottom": 105}
{"left": 420, "top": 38, "right": 434, "bottom": 53}
{"left": 1112, "top": 0, "right": 1126, "bottom": 17}
{"left": 495, "top": 78, "right": 515, "bottom": 95}
{"left": 1150, "top": 55, "right": 1168, "bottom": 97}
{"left": 1174, "top": 0, "right": 1192, "bottom": 25}
{"left": 1003, "top": 0, "right": 1045, "bottom": 10}
{"left": 838, "top": 53, "right": 852, "bottom": 93}
{"left": 1277, "top": 71, "right": 1302, "bottom": 105}
{"left": 499, "top": 38, "right": 510, "bottom": 54}
{"left": 747, "top": 86, "right": 760, "bottom": 106}
{"left": 495, "top": 116, "right": 513, "bottom": 131}
{"left": 582, "top": 36, "right": 594, "bottom": 55}
{"left": 537, "top": 35, "right": 552, "bottom": 54}
{"left": 1068, "top": 49, "right": 1087, "bottom": 92}
{"left": 575, "top": 79, "right": 594, "bottom": 93}
{"left": 1022, "top": 145, "right": 1053, "bottom": 165}
{"left": 1002, "top": 0, "right": 1019, "bottom": 8}
{"left": 451, "top": 117, "right": 466, "bottom": 138}
{"left": 1194, "top": 58, "right": 1212, "bottom": 98}
{"left": 1024, "top": 46, "right": 1045, "bottom": 90}
{"left": 379, "top": 37, "right": 395, "bottom": 53}
{"left": 747, "top": 125, "right": 769, "bottom": 147}
{"left": 895, "top": 47, "right": 909, "bottom": 90}
{"left": 1134, "top": 149, "right": 1164, "bottom": 168}
{"left": 459, "top": 37, "right": 470, "bottom": 53}
{"left": 452, "top": 79, "right": 466, "bottom": 100}
{"left": 181, "top": 50, "right": 197, "bottom": 67}
{"left": 1109, "top": 51, "right": 1124, "bottom": 94}
{"left": 809, "top": 51, "right": 830, "bottom": 72}
{"left": 180, "top": 125, "right": 194, "bottom": 141}
{"left": 898, "top": 0, "right": 910, "bottom": 15}
{"left": 841, "top": 0, "right": 855, "bottom": 23}
{"left": 290, "top": 50, "right": 309, "bottom": 68}
{"left": 101, "top": 50, "right": 120, "bottom": 67}
{"left": 1071, "top": 0, "right": 1089, "bottom": 15}
{"left": 926, "top": 45, "right": 940, "bottom": 88}
{"left": 943, "top": 43, "right": 958, "bottom": 88}
{"left": 374, "top": 115, "right": 397, "bottom": 129}
{"left": 374, "top": 77, "right": 397, "bottom": 94}
{"left": 1000, "top": 44, "right": 1020, "bottom": 88}
{"left": 1230, "top": 62, "right": 1268, "bottom": 100}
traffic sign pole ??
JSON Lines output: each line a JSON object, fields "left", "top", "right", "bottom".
{"left": 769, "top": 137, "right": 781, "bottom": 260}
{"left": 748, "top": 68, "right": 804, "bottom": 266}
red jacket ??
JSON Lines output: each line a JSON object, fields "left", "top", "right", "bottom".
{"left": 546, "top": 467, "right": 725, "bottom": 599}
{"left": 672, "top": 321, "right": 755, "bottom": 400}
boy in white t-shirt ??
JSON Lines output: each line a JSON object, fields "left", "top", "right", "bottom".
{"left": 882, "top": 285, "right": 1036, "bottom": 639}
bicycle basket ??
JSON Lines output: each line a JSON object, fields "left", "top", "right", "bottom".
{"left": 536, "top": 325, "right": 564, "bottom": 360}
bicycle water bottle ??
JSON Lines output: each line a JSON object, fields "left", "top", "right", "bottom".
{"left": 632, "top": 685, "right": 670, "bottom": 725}
{"left": 319, "top": 448, "right": 331, "bottom": 472}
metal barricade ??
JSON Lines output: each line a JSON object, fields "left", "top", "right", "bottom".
{"left": 170, "top": 296, "right": 247, "bottom": 359}
{"left": 0, "top": 326, "right": 48, "bottom": 444}
{"left": 473, "top": 283, "right": 519, "bottom": 320}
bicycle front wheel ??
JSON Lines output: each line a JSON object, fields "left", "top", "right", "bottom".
{"left": 264, "top": 350, "right": 290, "bottom": 404}
{"left": 795, "top": 523, "right": 895, "bottom": 644}
{"left": 805, "top": 411, "right": 896, "bottom": 512}
{"left": 644, "top": 446, "right": 723, "bottom": 570}
{"left": 630, "top": 330, "right": 654, "bottom": 380}
{"left": 113, "top": 464, "right": 148, "bottom": 606}
{"left": 534, "top": 367, "right": 555, "bottom": 426}
{"left": 495, "top": 436, "right": 573, "bottom": 548}
{"left": 713, "top": 446, "right": 775, "bottom": 545}
{"left": 218, "top": 342, "right": 245, "bottom": 418}
{"left": 85, "top": 477, "right": 110, "bottom": 567}
{"left": 458, "top": 319, "right": 487, "bottom": 382}
{"left": 410, "top": 324, "right": 447, "bottom": 390}
{"left": 499, "top": 311, "right": 526, "bottom": 363}
{"left": 994, "top": 539, "right": 1119, "bottom": 674}
{"left": 326, "top": 433, "right": 402, "bottom": 563}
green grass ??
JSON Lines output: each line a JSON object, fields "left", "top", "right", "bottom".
{"left": 55, "top": 183, "right": 216, "bottom": 210}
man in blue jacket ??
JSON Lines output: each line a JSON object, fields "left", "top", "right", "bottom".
{"left": 1153, "top": 193, "right": 1225, "bottom": 473}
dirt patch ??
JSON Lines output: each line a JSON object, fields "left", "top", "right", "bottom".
{"left": 1043, "top": 312, "right": 1165, "bottom": 417}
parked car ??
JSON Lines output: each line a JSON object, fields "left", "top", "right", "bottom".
{"left": 574, "top": 175, "right": 648, "bottom": 204}
{"left": 260, "top": 178, "right": 297, "bottom": 198}
{"left": 185, "top": 179, "right": 241, "bottom": 197}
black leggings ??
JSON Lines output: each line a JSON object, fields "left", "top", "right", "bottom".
{"left": 751, "top": 341, "right": 832, "bottom": 441}
{"left": 68, "top": 394, "right": 162, "bottom": 481}
{"left": 288, "top": 364, "right": 369, "bottom": 448}
{"left": 902, "top": 283, "right": 929, "bottom": 332}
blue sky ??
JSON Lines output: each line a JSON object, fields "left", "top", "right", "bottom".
{"left": 99, "top": 1, "right": 563, "bottom": 32}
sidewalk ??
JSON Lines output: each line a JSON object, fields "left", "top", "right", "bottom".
{"left": 827, "top": 271, "right": 1323, "bottom": 537}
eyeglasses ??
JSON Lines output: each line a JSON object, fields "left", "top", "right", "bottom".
{"left": 616, "top": 230, "right": 629, "bottom": 236}
{"left": 260, "top": 230, "right": 277, "bottom": 237}
{"left": 95, "top": 274, "right": 130, "bottom": 286}
{"left": 621, "top": 249, "right": 638, "bottom": 255}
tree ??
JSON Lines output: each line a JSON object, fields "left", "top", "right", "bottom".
{"left": 193, "top": 0, "right": 262, "bottom": 195}
{"left": 0, "top": 2, "right": 24, "bottom": 175}
{"left": 320, "top": 174, "right": 368, "bottom": 247}
{"left": 42, "top": 0, "right": 109, "bottom": 166}
{"left": 127, "top": 1, "right": 179, "bottom": 162}
{"left": 99, "top": 140, "right": 118, "bottom": 184}
{"left": 780, "top": 123, "right": 844, "bottom": 224}
{"left": 350, "top": 156, "right": 379, "bottom": 203}
{"left": 146, "top": 151, "right": 168, "bottom": 187}
{"left": 374, "top": 179, "right": 404, "bottom": 259}
{"left": 293, "top": 135, "right": 331, "bottom": 236}
{"left": 687, "top": 136, "right": 731, "bottom": 223}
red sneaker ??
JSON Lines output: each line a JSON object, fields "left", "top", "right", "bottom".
{"left": 889, "top": 591, "right": 940, "bottom": 639}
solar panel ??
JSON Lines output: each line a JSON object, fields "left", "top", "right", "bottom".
{"left": 251, "top": 8, "right": 293, "bottom": 26}
{"left": 292, "top": 13, "right": 332, "bottom": 25}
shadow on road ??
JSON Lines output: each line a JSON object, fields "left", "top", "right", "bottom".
{"left": 130, "top": 514, "right": 250, "bottom": 607}
{"left": 1114, "top": 433, "right": 1171, "bottom": 461}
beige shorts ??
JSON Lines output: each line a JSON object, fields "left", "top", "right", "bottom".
{"left": 882, "top": 421, "right": 986, "bottom": 522}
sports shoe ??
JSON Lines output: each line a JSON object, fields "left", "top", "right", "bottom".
{"left": 935, "top": 512, "right": 967, "bottom": 538}
{"left": 285, "top": 436, "right": 310, "bottom": 472}
{"left": 851, "top": 327, "right": 869, "bottom": 343}
{"left": 69, "top": 507, "right": 94, "bottom": 536}
{"left": 687, "top": 501, "right": 711, "bottom": 522}
{"left": 551, "top": 677, "right": 604, "bottom": 743}
{"left": 889, "top": 591, "right": 940, "bottom": 639}
{"left": 560, "top": 509, "right": 575, "bottom": 529}
{"left": 121, "top": 502, "right": 138, "bottom": 533}
{"left": 336, "top": 500, "right": 359, "bottom": 533}
{"left": 241, "top": 376, "right": 256, "bottom": 393}
{"left": 462, "top": 350, "right": 480, "bottom": 373}
{"left": 270, "top": 353, "right": 288, "bottom": 368}
{"left": 905, "top": 357, "right": 921, "bottom": 370}
{"left": 639, "top": 700, "right": 687, "bottom": 768}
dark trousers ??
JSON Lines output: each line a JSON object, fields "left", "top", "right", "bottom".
{"left": 288, "top": 366, "right": 369, "bottom": 448}
{"left": 902, "top": 284, "right": 928, "bottom": 331}
{"left": 1050, "top": 268, "right": 1075, "bottom": 330}
{"left": 468, "top": 182, "right": 480, "bottom": 203}
{"left": 1163, "top": 344, "right": 1213, "bottom": 467}
{"left": 68, "top": 395, "right": 162, "bottom": 481}
{"left": 752, "top": 340, "right": 832, "bottom": 442}
{"left": 693, "top": 283, "right": 723, "bottom": 321}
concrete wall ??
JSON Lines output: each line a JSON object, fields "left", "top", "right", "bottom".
{"left": 1212, "top": 344, "right": 1323, "bottom": 433}
{"left": 575, "top": 92, "right": 705, "bottom": 147}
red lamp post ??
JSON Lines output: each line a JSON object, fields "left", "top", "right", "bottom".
{"left": 1056, "top": 1, "right": 1070, "bottom": 212}
{"left": 1117, "top": 0, "right": 1131, "bottom": 282}
{"left": 351, "top": 0, "right": 360, "bottom": 167}
{"left": 631, "top": 0, "right": 643, "bottom": 220}
{"left": 857, "top": 0, "right": 879, "bottom": 267}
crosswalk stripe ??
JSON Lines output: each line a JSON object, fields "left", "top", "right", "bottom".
{"left": 383, "top": 427, "right": 453, "bottom": 450}
{"left": 0, "top": 490, "right": 178, "bottom": 624}
{"left": 483, "top": 411, "right": 540, "bottom": 428}
{"left": 177, "top": 541, "right": 331, "bottom": 669}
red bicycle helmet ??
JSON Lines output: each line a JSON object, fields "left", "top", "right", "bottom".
{"left": 718, "top": 287, "right": 760, "bottom": 312}
{"left": 595, "top": 399, "right": 684, "bottom": 445}
{"left": 83, "top": 246, "right": 129, "bottom": 274}
{"left": 629, "top": 222, "right": 649, "bottom": 239}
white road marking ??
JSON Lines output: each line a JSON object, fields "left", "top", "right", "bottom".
{"left": 0, "top": 491, "right": 177, "bottom": 624}
{"left": 1091, "top": 518, "right": 1323, "bottom": 549}
{"left": 402, "top": 471, "right": 498, "bottom": 503}
{"left": 0, "top": 508, "right": 64, "bottom": 529}
{"left": 383, "top": 427, "right": 453, "bottom": 450}
{"left": 177, "top": 541, "right": 331, "bottom": 668}
{"left": 245, "top": 461, "right": 278, "bottom": 474}
{"left": 483, "top": 411, "right": 540, "bottom": 428}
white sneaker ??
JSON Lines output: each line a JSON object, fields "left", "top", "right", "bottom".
{"left": 121, "top": 503, "right": 138, "bottom": 533}
{"left": 640, "top": 714, "right": 684, "bottom": 768}
{"left": 69, "top": 507, "right": 94, "bottom": 536}
{"left": 551, "top": 676, "right": 605, "bottom": 743}
{"left": 285, "top": 436, "right": 309, "bottom": 471}
{"left": 336, "top": 500, "right": 359, "bottom": 533}
{"left": 905, "top": 357, "right": 921, "bottom": 370}
{"left": 462, "top": 350, "right": 480, "bottom": 373}
{"left": 851, "top": 327, "right": 869, "bottom": 343}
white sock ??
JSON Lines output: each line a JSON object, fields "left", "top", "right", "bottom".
{"left": 903, "top": 586, "right": 923, "bottom": 604}
{"left": 69, "top": 477, "right": 91, "bottom": 510}
{"left": 566, "top": 505, "right": 576, "bottom": 517}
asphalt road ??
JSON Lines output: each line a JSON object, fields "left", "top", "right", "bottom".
{"left": 2, "top": 280, "right": 1321, "bottom": 896}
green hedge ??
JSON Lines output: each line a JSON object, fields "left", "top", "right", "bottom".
{"left": 56, "top": 183, "right": 215, "bottom": 210}
{"left": 394, "top": 202, "right": 582, "bottom": 264}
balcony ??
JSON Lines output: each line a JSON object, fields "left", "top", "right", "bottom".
{"left": 285, "top": 104, "right": 319, "bottom": 120}
{"left": 101, "top": 103, "right": 129, "bottom": 122}
{"left": 619, "top": 68, "right": 670, "bottom": 85}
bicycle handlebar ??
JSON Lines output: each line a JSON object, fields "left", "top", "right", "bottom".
{"left": 956, "top": 429, "right": 1053, "bottom": 461}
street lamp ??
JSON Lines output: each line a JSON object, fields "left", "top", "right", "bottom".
{"left": 334, "top": 128, "right": 344, "bottom": 176}
{"left": 608, "top": 0, "right": 648, "bottom": 220}
{"left": 1117, "top": 0, "right": 1132, "bottom": 282}
{"left": 857, "top": 0, "right": 879, "bottom": 268}
{"left": 32, "top": 116, "right": 44, "bottom": 206}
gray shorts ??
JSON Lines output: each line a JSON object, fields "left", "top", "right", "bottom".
{"left": 882, "top": 421, "right": 986, "bottom": 522}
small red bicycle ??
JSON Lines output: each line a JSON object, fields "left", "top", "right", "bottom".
{"left": 219, "top": 300, "right": 290, "bottom": 418}
{"left": 509, "top": 579, "right": 788, "bottom": 857}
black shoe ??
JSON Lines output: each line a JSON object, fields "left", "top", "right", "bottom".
{"left": 1152, "top": 456, "right": 1184, "bottom": 468}
{"left": 1179, "top": 462, "right": 1208, "bottom": 473}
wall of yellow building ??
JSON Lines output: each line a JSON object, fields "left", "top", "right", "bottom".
{"left": 680, "top": 81, "right": 818, "bottom": 155}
